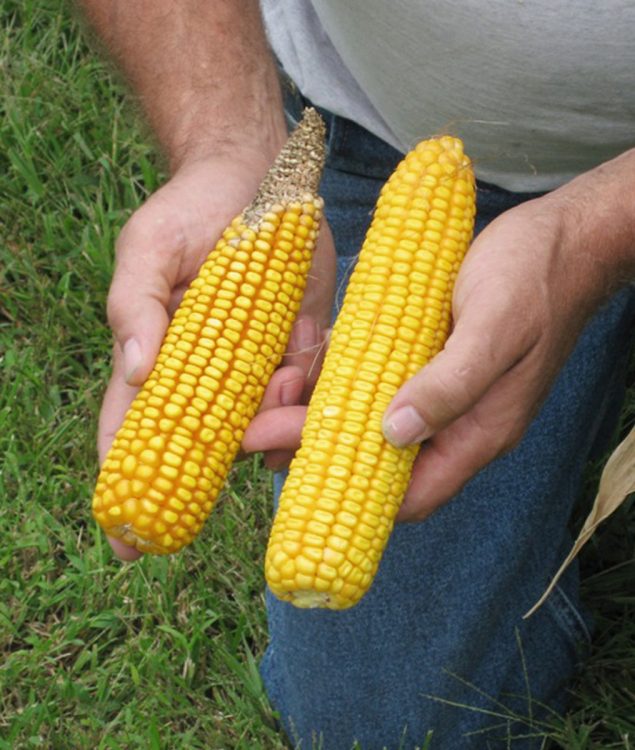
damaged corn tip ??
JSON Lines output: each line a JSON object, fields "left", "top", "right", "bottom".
{"left": 265, "top": 135, "right": 476, "bottom": 609}
{"left": 92, "top": 108, "right": 326, "bottom": 554}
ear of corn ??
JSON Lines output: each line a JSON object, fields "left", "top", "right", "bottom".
{"left": 265, "top": 136, "right": 476, "bottom": 609}
{"left": 92, "top": 108, "right": 326, "bottom": 555}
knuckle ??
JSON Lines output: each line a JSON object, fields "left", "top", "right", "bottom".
{"left": 423, "top": 360, "right": 477, "bottom": 425}
{"left": 503, "top": 423, "right": 526, "bottom": 454}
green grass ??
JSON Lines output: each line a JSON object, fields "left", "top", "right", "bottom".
{"left": 1, "top": 2, "right": 634, "bottom": 749}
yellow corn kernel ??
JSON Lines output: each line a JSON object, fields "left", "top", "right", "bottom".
{"left": 265, "top": 135, "right": 476, "bottom": 609}
{"left": 92, "top": 109, "right": 326, "bottom": 554}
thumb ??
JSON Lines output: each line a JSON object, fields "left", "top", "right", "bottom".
{"left": 382, "top": 304, "right": 535, "bottom": 448}
{"left": 107, "top": 278, "right": 170, "bottom": 387}
{"left": 106, "top": 215, "right": 181, "bottom": 387}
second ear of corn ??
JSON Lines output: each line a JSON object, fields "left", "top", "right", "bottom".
{"left": 265, "top": 135, "right": 476, "bottom": 609}
{"left": 92, "top": 109, "right": 326, "bottom": 554}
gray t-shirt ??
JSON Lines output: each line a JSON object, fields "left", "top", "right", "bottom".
{"left": 262, "top": 0, "right": 635, "bottom": 191}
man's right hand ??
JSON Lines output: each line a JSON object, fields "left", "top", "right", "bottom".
{"left": 98, "top": 154, "right": 336, "bottom": 560}
{"left": 77, "top": 0, "right": 338, "bottom": 560}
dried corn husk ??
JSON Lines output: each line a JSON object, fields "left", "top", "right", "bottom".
{"left": 525, "top": 422, "right": 635, "bottom": 618}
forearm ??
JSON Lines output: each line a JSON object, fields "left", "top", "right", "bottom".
{"left": 547, "top": 147, "right": 635, "bottom": 301}
{"left": 77, "top": 0, "right": 286, "bottom": 171}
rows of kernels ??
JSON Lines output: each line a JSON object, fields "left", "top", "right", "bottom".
{"left": 266, "top": 137, "right": 475, "bottom": 609}
{"left": 93, "top": 198, "right": 322, "bottom": 554}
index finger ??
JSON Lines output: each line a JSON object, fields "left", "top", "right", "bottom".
{"left": 96, "top": 344, "right": 143, "bottom": 561}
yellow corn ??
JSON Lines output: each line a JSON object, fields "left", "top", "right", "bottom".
{"left": 265, "top": 135, "right": 476, "bottom": 609}
{"left": 92, "top": 108, "right": 325, "bottom": 554}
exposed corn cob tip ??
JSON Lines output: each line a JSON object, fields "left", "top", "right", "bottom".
{"left": 265, "top": 135, "right": 476, "bottom": 609}
{"left": 92, "top": 108, "right": 326, "bottom": 555}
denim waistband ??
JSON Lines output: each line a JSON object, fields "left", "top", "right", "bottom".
{"left": 281, "top": 72, "right": 404, "bottom": 181}
{"left": 280, "top": 70, "right": 545, "bottom": 205}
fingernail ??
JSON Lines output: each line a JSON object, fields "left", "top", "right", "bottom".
{"left": 383, "top": 406, "right": 431, "bottom": 448}
{"left": 123, "top": 338, "right": 142, "bottom": 383}
{"left": 292, "top": 317, "right": 318, "bottom": 352}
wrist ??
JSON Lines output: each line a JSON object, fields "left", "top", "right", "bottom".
{"left": 166, "top": 69, "right": 288, "bottom": 174}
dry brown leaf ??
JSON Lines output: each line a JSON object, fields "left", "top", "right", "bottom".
{"left": 524, "top": 422, "right": 635, "bottom": 619}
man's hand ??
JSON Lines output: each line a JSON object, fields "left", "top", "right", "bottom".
{"left": 97, "top": 156, "right": 264, "bottom": 560}
{"left": 382, "top": 150, "right": 635, "bottom": 521}
{"left": 381, "top": 194, "right": 600, "bottom": 520}
{"left": 98, "top": 155, "right": 336, "bottom": 560}
{"left": 244, "top": 149, "right": 635, "bottom": 521}
{"left": 78, "top": 0, "right": 341, "bottom": 558}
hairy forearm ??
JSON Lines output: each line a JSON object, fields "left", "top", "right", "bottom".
{"left": 550, "top": 147, "right": 635, "bottom": 296}
{"left": 78, "top": 0, "right": 286, "bottom": 170}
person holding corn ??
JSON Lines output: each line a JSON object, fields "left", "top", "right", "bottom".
{"left": 80, "top": 1, "right": 635, "bottom": 748}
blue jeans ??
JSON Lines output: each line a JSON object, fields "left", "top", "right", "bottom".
{"left": 261, "top": 84, "right": 635, "bottom": 749}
